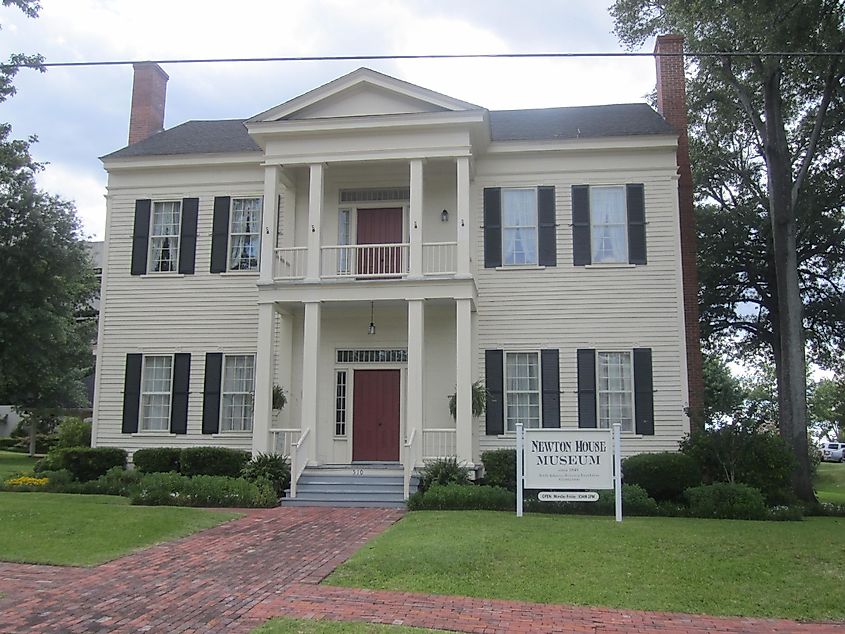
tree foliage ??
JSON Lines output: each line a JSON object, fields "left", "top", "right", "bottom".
{"left": 0, "top": 1, "right": 98, "bottom": 428}
{"left": 611, "top": 0, "right": 845, "bottom": 501}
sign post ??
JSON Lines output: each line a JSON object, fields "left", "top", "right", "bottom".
{"left": 613, "top": 423, "right": 622, "bottom": 523}
{"left": 516, "top": 423, "right": 524, "bottom": 518}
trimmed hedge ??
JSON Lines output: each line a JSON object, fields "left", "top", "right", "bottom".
{"left": 130, "top": 472, "right": 276, "bottom": 508}
{"left": 685, "top": 483, "right": 767, "bottom": 520}
{"left": 481, "top": 449, "right": 516, "bottom": 491}
{"left": 48, "top": 447, "right": 127, "bottom": 482}
{"left": 133, "top": 447, "right": 181, "bottom": 474}
{"left": 179, "top": 447, "right": 250, "bottom": 478}
{"left": 525, "top": 484, "right": 658, "bottom": 516}
{"left": 622, "top": 452, "right": 701, "bottom": 502}
{"left": 408, "top": 484, "right": 514, "bottom": 511}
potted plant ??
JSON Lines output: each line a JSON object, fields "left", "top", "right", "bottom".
{"left": 272, "top": 385, "right": 287, "bottom": 412}
{"left": 448, "top": 381, "right": 488, "bottom": 419}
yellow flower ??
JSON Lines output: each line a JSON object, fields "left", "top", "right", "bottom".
{"left": 5, "top": 475, "right": 49, "bottom": 487}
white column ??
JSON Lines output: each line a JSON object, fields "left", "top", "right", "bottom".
{"left": 409, "top": 159, "right": 424, "bottom": 278}
{"left": 456, "top": 156, "right": 471, "bottom": 277}
{"left": 276, "top": 310, "right": 293, "bottom": 429}
{"left": 407, "top": 300, "right": 425, "bottom": 460}
{"left": 301, "top": 301, "right": 321, "bottom": 462}
{"left": 259, "top": 165, "right": 280, "bottom": 284}
{"left": 252, "top": 302, "right": 276, "bottom": 455}
{"left": 280, "top": 181, "right": 296, "bottom": 249}
{"left": 455, "top": 298, "right": 473, "bottom": 463}
{"left": 306, "top": 163, "right": 324, "bottom": 282}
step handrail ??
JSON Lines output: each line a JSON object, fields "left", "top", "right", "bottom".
{"left": 289, "top": 427, "right": 311, "bottom": 499}
{"left": 403, "top": 427, "right": 418, "bottom": 500}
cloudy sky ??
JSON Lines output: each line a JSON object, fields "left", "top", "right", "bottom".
{"left": 0, "top": 0, "right": 660, "bottom": 239}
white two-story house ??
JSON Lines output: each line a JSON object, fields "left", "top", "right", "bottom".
{"left": 93, "top": 36, "right": 701, "bottom": 504}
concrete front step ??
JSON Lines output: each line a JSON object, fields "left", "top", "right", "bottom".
{"left": 281, "top": 463, "right": 417, "bottom": 508}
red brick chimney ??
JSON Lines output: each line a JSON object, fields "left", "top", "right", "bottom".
{"left": 128, "top": 62, "right": 169, "bottom": 145}
{"left": 654, "top": 34, "right": 704, "bottom": 430}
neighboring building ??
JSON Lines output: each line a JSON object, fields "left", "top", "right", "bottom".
{"left": 93, "top": 36, "right": 702, "bottom": 503}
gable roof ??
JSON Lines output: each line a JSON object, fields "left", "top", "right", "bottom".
{"left": 102, "top": 104, "right": 675, "bottom": 160}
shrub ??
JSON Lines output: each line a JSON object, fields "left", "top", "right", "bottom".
{"left": 50, "top": 447, "right": 127, "bottom": 482}
{"left": 524, "top": 484, "right": 658, "bottom": 517}
{"left": 84, "top": 466, "right": 143, "bottom": 496}
{"left": 241, "top": 453, "right": 290, "bottom": 498}
{"left": 685, "top": 483, "right": 767, "bottom": 520}
{"left": 767, "top": 505, "right": 804, "bottom": 521}
{"left": 622, "top": 452, "right": 701, "bottom": 502}
{"left": 130, "top": 472, "right": 276, "bottom": 508}
{"left": 133, "top": 447, "right": 181, "bottom": 474}
{"left": 33, "top": 451, "right": 63, "bottom": 473}
{"left": 418, "top": 457, "right": 470, "bottom": 493}
{"left": 179, "top": 447, "right": 250, "bottom": 478}
{"left": 481, "top": 449, "right": 516, "bottom": 492}
{"left": 53, "top": 418, "right": 92, "bottom": 449}
{"left": 680, "top": 427, "right": 795, "bottom": 504}
{"left": 408, "top": 484, "right": 514, "bottom": 511}
{"left": 0, "top": 437, "right": 18, "bottom": 450}
{"left": 37, "top": 469, "right": 74, "bottom": 489}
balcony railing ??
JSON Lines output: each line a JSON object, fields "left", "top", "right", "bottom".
{"left": 274, "top": 247, "right": 307, "bottom": 280}
{"left": 422, "top": 428, "right": 457, "bottom": 460}
{"left": 423, "top": 242, "right": 457, "bottom": 275}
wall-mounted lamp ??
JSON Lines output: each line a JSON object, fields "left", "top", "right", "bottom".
{"left": 368, "top": 301, "right": 376, "bottom": 336}
{"left": 440, "top": 209, "right": 449, "bottom": 223}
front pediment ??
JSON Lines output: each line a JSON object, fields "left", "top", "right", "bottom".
{"left": 247, "top": 67, "right": 483, "bottom": 123}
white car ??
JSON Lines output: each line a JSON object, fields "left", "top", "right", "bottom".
{"left": 820, "top": 442, "right": 844, "bottom": 463}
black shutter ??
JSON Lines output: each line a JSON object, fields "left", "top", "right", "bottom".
{"left": 633, "top": 348, "right": 655, "bottom": 435}
{"left": 483, "top": 188, "right": 502, "bottom": 268}
{"left": 485, "top": 349, "right": 504, "bottom": 435}
{"left": 577, "top": 349, "right": 597, "bottom": 428}
{"left": 537, "top": 186, "right": 557, "bottom": 267}
{"left": 121, "top": 354, "right": 142, "bottom": 433}
{"left": 210, "top": 196, "right": 231, "bottom": 273}
{"left": 170, "top": 353, "right": 191, "bottom": 434}
{"left": 202, "top": 353, "right": 223, "bottom": 434}
{"left": 571, "top": 185, "right": 591, "bottom": 266}
{"left": 627, "top": 184, "right": 647, "bottom": 265}
{"left": 179, "top": 198, "right": 198, "bottom": 274}
{"left": 540, "top": 349, "right": 560, "bottom": 428}
{"left": 131, "top": 200, "right": 151, "bottom": 275}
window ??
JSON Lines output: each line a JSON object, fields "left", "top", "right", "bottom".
{"left": 140, "top": 356, "right": 173, "bottom": 431}
{"left": 337, "top": 208, "right": 351, "bottom": 275}
{"left": 335, "top": 370, "right": 348, "bottom": 436}
{"left": 597, "top": 351, "right": 634, "bottom": 431}
{"left": 221, "top": 355, "right": 255, "bottom": 432}
{"left": 505, "top": 352, "right": 541, "bottom": 432}
{"left": 336, "top": 349, "right": 408, "bottom": 363}
{"left": 590, "top": 186, "right": 627, "bottom": 263}
{"left": 228, "top": 198, "right": 262, "bottom": 271}
{"left": 149, "top": 201, "right": 182, "bottom": 272}
{"left": 502, "top": 188, "right": 538, "bottom": 265}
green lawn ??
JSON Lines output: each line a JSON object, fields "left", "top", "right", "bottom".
{"left": 326, "top": 511, "right": 845, "bottom": 622}
{"left": 0, "top": 492, "right": 240, "bottom": 566}
{"left": 815, "top": 462, "right": 845, "bottom": 504}
{"left": 0, "top": 449, "right": 37, "bottom": 481}
{"left": 253, "top": 619, "right": 444, "bottom": 633}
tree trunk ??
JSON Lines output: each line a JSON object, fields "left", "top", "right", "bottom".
{"left": 28, "top": 415, "right": 36, "bottom": 457}
{"left": 763, "top": 68, "right": 816, "bottom": 503}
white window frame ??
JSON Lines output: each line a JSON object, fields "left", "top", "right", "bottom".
{"left": 337, "top": 208, "right": 351, "bottom": 275}
{"left": 335, "top": 370, "right": 348, "bottom": 437}
{"left": 148, "top": 200, "right": 182, "bottom": 273}
{"left": 596, "top": 350, "right": 635, "bottom": 432}
{"left": 219, "top": 354, "right": 256, "bottom": 432}
{"left": 227, "top": 197, "right": 263, "bottom": 272}
{"left": 501, "top": 187, "right": 539, "bottom": 266}
{"left": 589, "top": 185, "right": 628, "bottom": 264}
{"left": 503, "top": 350, "right": 542, "bottom": 433}
{"left": 139, "top": 355, "right": 173, "bottom": 432}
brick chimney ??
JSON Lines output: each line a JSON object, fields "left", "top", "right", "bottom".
{"left": 128, "top": 62, "right": 169, "bottom": 145}
{"left": 654, "top": 34, "right": 704, "bottom": 429}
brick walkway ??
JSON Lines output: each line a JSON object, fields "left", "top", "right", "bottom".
{"left": 0, "top": 506, "right": 841, "bottom": 633}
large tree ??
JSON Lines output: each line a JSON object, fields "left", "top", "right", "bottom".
{"left": 0, "top": 0, "right": 98, "bottom": 453}
{"left": 611, "top": 0, "right": 844, "bottom": 501}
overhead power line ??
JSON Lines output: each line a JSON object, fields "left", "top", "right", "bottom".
{"left": 6, "top": 50, "right": 845, "bottom": 69}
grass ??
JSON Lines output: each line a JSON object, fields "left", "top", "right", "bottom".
{"left": 0, "top": 449, "right": 37, "bottom": 481}
{"left": 815, "top": 462, "right": 845, "bottom": 504}
{"left": 253, "top": 619, "right": 444, "bottom": 633}
{"left": 0, "top": 492, "right": 240, "bottom": 566}
{"left": 326, "top": 511, "right": 845, "bottom": 622}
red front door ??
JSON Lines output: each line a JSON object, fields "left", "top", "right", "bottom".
{"left": 356, "top": 207, "right": 403, "bottom": 276}
{"left": 352, "top": 369, "right": 400, "bottom": 461}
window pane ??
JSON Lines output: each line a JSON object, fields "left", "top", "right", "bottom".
{"left": 505, "top": 352, "right": 541, "bottom": 431}
{"left": 150, "top": 202, "right": 181, "bottom": 272}
{"left": 502, "top": 189, "right": 538, "bottom": 265}
{"left": 598, "top": 351, "right": 633, "bottom": 431}
{"left": 221, "top": 355, "right": 255, "bottom": 431}
{"left": 228, "top": 198, "right": 262, "bottom": 271}
{"left": 590, "top": 187, "right": 627, "bottom": 263}
{"left": 140, "top": 356, "right": 172, "bottom": 431}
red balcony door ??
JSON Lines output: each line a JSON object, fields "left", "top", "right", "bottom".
{"left": 352, "top": 369, "right": 401, "bottom": 461}
{"left": 356, "top": 207, "right": 403, "bottom": 275}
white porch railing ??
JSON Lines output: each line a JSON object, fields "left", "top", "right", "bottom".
{"left": 422, "top": 428, "right": 457, "bottom": 460}
{"left": 289, "top": 427, "right": 311, "bottom": 498}
{"left": 269, "top": 428, "right": 300, "bottom": 457}
{"left": 423, "top": 242, "right": 458, "bottom": 275}
{"left": 321, "top": 243, "right": 409, "bottom": 279}
{"left": 274, "top": 247, "right": 307, "bottom": 280}
{"left": 404, "top": 427, "right": 419, "bottom": 500}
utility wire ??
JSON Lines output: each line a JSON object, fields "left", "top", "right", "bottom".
{"left": 6, "top": 50, "right": 845, "bottom": 68}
